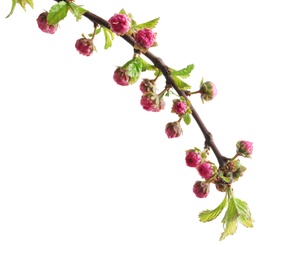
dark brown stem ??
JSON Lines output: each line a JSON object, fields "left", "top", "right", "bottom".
{"left": 55, "top": 1, "right": 229, "bottom": 168}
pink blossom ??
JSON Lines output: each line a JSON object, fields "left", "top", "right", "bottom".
{"left": 185, "top": 150, "right": 202, "bottom": 168}
{"left": 108, "top": 13, "right": 131, "bottom": 36}
{"left": 165, "top": 121, "right": 183, "bottom": 138}
{"left": 197, "top": 162, "right": 214, "bottom": 179}
{"left": 75, "top": 38, "right": 94, "bottom": 56}
{"left": 200, "top": 81, "right": 217, "bottom": 102}
{"left": 172, "top": 99, "right": 188, "bottom": 115}
{"left": 140, "top": 92, "right": 164, "bottom": 112}
{"left": 113, "top": 67, "right": 130, "bottom": 86}
{"left": 134, "top": 28, "right": 156, "bottom": 50}
{"left": 193, "top": 181, "right": 210, "bottom": 198}
{"left": 236, "top": 140, "right": 253, "bottom": 158}
{"left": 36, "top": 12, "right": 58, "bottom": 34}
{"left": 139, "top": 79, "right": 155, "bottom": 93}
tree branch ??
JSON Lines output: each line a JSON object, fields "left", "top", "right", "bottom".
{"left": 55, "top": 0, "right": 228, "bottom": 167}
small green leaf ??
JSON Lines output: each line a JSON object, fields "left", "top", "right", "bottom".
{"left": 119, "top": 9, "right": 127, "bottom": 15}
{"left": 139, "top": 58, "right": 157, "bottom": 72}
{"left": 223, "top": 196, "right": 240, "bottom": 222}
{"left": 67, "top": 2, "right": 87, "bottom": 21}
{"left": 6, "top": 0, "right": 17, "bottom": 18}
{"left": 103, "top": 27, "right": 115, "bottom": 49}
{"left": 123, "top": 57, "right": 143, "bottom": 84}
{"left": 171, "top": 64, "right": 194, "bottom": 79}
{"left": 132, "top": 17, "right": 160, "bottom": 30}
{"left": 183, "top": 114, "right": 191, "bottom": 125}
{"left": 171, "top": 75, "right": 192, "bottom": 90}
{"left": 6, "top": 0, "right": 33, "bottom": 18}
{"left": 17, "top": 0, "right": 33, "bottom": 10}
{"left": 47, "top": 1, "right": 68, "bottom": 25}
{"left": 199, "top": 195, "right": 227, "bottom": 223}
{"left": 220, "top": 220, "right": 238, "bottom": 241}
{"left": 235, "top": 198, "right": 254, "bottom": 228}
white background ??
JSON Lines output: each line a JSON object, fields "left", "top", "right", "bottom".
{"left": 0, "top": 0, "right": 290, "bottom": 259}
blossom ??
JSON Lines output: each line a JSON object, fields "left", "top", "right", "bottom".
{"left": 134, "top": 28, "right": 156, "bottom": 51}
{"left": 140, "top": 92, "right": 165, "bottom": 112}
{"left": 200, "top": 81, "right": 217, "bottom": 102}
{"left": 185, "top": 149, "right": 202, "bottom": 168}
{"left": 108, "top": 13, "right": 131, "bottom": 36}
{"left": 172, "top": 99, "right": 188, "bottom": 116}
{"left": 197, "top": 162, "right": 215, "bottom": 179}
{"left": 113, "top": 67, "right": 130, "bottom": 86}
{"left": 139, "top": 79, "right": 155, "bottom": 93}
{"left": 165, "top": 121, "right": 183, "bottom": 138}
{"left": 75, "top": 38, "right": 94, "bottom": 56}
{"left": 236, "top": 140, "right": 253, "bottom": 158}
{"left": 193, "top": 181, "right": 210, "bottom": 198}
{"left": 36, "top": 11, "right": 58, "bottom": 34}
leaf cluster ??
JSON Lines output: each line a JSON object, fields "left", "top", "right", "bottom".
{"left": 199, "top": 189, "right": 254, "bottom": 240}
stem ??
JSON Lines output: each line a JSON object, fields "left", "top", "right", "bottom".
{"left": 55, "top": 0, "right": 229, "bottom": 168}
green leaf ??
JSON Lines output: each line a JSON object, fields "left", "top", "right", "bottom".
{"left": 6, "top": 0, "right": 17, "bottom": 18}
{"left": 67, "top": 2, "right": 87, "bottom": 21}
{"left": 199, "top": 195, "right": 227, "bottom": 223}
{"left": 132, "top": 17, "right": 160, "bottom": 30}
{"left": 171, "top": 75, "right": 192, "bottom": 90}
{"left": 183, "top": 114, "right": 191, "bottom": 125}
{"left": 103, "top": 27, "right": 115, "bottom": 49}
{"left": 17, "top": 0, "right": 33, "bottom": 10}
{"left": 235, "top": 198, "right": 254, "bottom": 228}
{"left": 47, "top": 1, "right": 68, "bottom": 25}
{"left": 139, "top": 58, "right": 157, "bottom": 72}
{"left": 6, "top": 0, "right": 33, "bottom": 18}
{"left": 223, "top": 196, "right": 240, "bottom": 222}
{"left": 220, "top": 220, "right": 238, "bottom": 241}
{"left": 171, "top": 64, "right": 194, "bottom": 79}
{"left": 123, "top": 57, "right": 143, "bottom": 84}
{"left": 119, "top": 8, "right": 127, "bottom": 15}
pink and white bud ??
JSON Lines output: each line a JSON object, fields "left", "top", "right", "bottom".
{"left": 75, "top": 38, "right": 94, "bottom": 56}
{"left": 197, "top": 161, "right": 215, "bottom": 179}
{"left": 193, "top": 180, "right": 210, "bottom": 198}
{"left": 171, "top": 99, "right": 188, "bottom": 116}
{"left": 134, "top": 28, "right": 156, "bottom": 51}
{"left": 165, "top": 121, "right": 183, "bottom": 138}
{"left": 108, "top": 13, "right": 131, "bottom": 36}
{"left": 185, "top": 149, "right": 202, "bottom": 168}
{"left": 140, "top": 92, "right": 165, "bottom": 112}
{"left": 200, "top": 81, "right": 217, "bottom": 102}
{"left": 113, "top": 67, "right": 130, "bottom": 86}
{"left": 36, "top": 11, "right": 58, "bottom": 34}
{"left": 139, "top": 79, "right": 156, "bottom": 93}
{"left": 236, "top": 140, "right": 253, "bottom": 158}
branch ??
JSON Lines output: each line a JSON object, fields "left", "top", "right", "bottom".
{"left": 52, "top": 0, "right": 228, "bottom": 168}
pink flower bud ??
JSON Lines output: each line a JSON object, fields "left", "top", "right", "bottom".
{"left": 139, "top": 79, "right": 156, "bottom": 93}
{"left": 113, "top": 67, "right": 130, "bottom": 86}
{"left": 75, "top": 38, "right": 94, "bottom": 56}
{"left": 193, "top": 180, "right": 210, "bottom": 198}
{"left": 200, "top": 81, "right": 217, "bottom": 102}
{"left": 36, "top": 11, "right": 58, "bottom": 34}
{"left": 108, "top": 13, "right": 131, "bottom": 36}
{"left": 197, "top": 162, "right": 215, "bottom": 179}
{"left": 165, "top": 121, "right": 183, "bottom": 138}
{"left": 140, "top": 92, "right": 165, "bottom": 112}
{"left": 134, "top": 28, "right": 156, "bottom": 51}
{"left": 236, "top": 140, "right": 253, "bottom": 158}
{"left": 185, "top": 149, "right": 202, "bottom": 168}
{"left": 171, "top": 99, "right": 188, "bottom": 116}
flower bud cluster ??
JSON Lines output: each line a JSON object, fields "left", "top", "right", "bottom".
{"left": 187, "top": 141, "right": 252, "bottom": 198}
{"left": 139, "top": 79, "right": 165, "bottom": 112}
